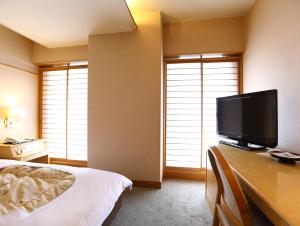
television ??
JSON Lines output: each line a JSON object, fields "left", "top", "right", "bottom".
{"left": 216, "top": 89, "right": 278, "bottom": 150}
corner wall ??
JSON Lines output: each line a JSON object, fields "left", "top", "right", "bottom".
{"left": 243, "top": 0, "right": 300, "bottom": 153}
{"left": 0, "top": 25, "right": 36, "bottom": 73}
{"left": 33, "top": 44, "right": 88, "bottom": 64}
{"left": 88, "top": 11, "right": 163, "bottom": 182}
{"left": 0, "top": 25, "right": 38, "bottom": 141}
{"left": 163, "top": 16, "right": 244, "bottom": 55}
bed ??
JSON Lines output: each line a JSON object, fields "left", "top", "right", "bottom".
{"left": 0, "top": 159, "right": 132, "bottom": 226}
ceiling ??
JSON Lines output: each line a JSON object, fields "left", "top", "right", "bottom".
{"left": 0, "top": 0, "right": 255, "bottom": 48}
{"left": 126, "top": 0, "right": 256, "bottom": 22}
{"left": 0, "top": 0, "right": 136, "bottom": 48}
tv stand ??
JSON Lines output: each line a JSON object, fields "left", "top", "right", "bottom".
{"left": 219, "top": 140, "right": 266, "bottom": 151}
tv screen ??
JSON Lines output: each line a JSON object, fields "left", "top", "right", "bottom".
{"left": 216, "top": 89, "right": 278, "bottom": 148}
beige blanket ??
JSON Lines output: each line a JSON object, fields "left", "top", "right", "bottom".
{"left": 0, "top": 165, "right": 75, "bottom": 215}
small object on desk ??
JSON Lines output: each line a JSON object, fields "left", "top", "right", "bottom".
{"left": 269, "top": 149, "right": 300, "bottom": 164}
{"left": 3, "top": 137, "right": 36, "bottom": 145}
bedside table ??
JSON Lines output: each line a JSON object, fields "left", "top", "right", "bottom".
{"left": 0, "top": 140, "right": 49, "bottom": 164}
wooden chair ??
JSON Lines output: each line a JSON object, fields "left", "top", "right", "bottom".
{"left": 208, "top": 146, "right": 252, "bottom": 226}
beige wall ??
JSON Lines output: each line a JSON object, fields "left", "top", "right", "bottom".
{"left": 243, "top": 0, "right": 300, "bottom": 153}
{"left": 0, "top": 25, "right": 38, "bottom": 142}
{"left": 163, "top": 16, "right": 244, "bottom": 56}
{"left": 0, "top": 25, "right": 36, "bottom": 73}
{"left": 88, "top": 11, "right": 162, "bottom": 182}
{"left": 33, "top": 44, "right": 88, "bottom": 64}
{"left": 0, "top": 64, "right": 38, "bottom": 142}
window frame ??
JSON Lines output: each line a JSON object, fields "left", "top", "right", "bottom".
{"left": 163, "top": 55, "right": 243, "bottom": 179}
{"left": 38, "top": 63, "right": 88, "bottom": 167}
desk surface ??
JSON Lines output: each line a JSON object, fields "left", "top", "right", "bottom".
{"left": 206, "top": 144, "right": 300, "bottom": 226}
{"left": 0, "top": 140, "right": 48, "bottom": 163}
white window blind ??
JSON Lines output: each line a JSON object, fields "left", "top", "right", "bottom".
{"left": 202, "top": 62, "right": 238, "bottom": 166}
{"left": 166, "top": 63, "right": 202, "bottom": 168}
{"left": 166, "top": 61, "right": 238, "bottom": 169}
{"left": 42, "top": 67, "right": 88, "bottom": 161}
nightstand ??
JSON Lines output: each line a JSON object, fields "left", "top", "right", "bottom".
{"left": 0, "top": 140, "right": 49, "bottom": 164}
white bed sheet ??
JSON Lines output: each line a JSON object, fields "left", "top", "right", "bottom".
{"left": 0, "top": 160, "right": 132, "bottom": 226}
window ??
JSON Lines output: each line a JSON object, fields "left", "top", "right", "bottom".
{"left": 166, "top": 62, "right": 202, "bottom": 168}
{"left": 41, "top": 64, "right": 88, "bottom": 161}
{"left": 165, "top": 58, "right": 239, "bottom": 169}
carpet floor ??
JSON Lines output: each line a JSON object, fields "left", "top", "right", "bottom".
{"left": 111, "top": 179, "right": 212, "bottom": 226}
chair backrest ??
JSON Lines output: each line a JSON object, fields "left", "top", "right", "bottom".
{"left": 208, "top": 146, "right": 252, "bottom": 226}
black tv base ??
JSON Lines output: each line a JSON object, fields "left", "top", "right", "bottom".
{"left": 219, "top": 140, "right": 266, "bottom": 151}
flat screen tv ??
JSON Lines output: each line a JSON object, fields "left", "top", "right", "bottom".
{"left": 216, "top": 89, "right": 278, "bottom": 150}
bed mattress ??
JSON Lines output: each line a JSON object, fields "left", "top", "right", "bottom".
{"left": 0, "top": 160, "right": 132, "bottom": 226}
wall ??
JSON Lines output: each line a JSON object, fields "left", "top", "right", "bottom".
{"left": 0, "top": 25, "right": 36, "bottom": 73}
{"left": 0, "top": 64, "right": 38, "bottom": 142}
{"left": 0, "top": 25, "right": 38, "bottom": 142}
{"left": 88, "top": 11, "right": 162, "bottom": 182}
{"left": 163, "top": 16, "right": 244, "bottom": 56}
{"left": 243, "top": 0, "right": 300, "bottom": 153}
{"left": 33, "top": 44, "right": 88, "bottom": 64}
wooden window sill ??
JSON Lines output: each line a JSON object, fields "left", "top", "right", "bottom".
{"left": 50, "top": 158, "right": 87, "bottom": 167}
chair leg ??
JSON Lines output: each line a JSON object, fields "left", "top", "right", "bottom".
{"left": 212, "top": 209, "right": 219, "bottom": 226}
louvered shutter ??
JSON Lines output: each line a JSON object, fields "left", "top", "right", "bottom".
{"left": 166, "top": 60, "right": 239, "bottom": 168}
{"left": 42, "top": 66, "right": 88, "bottom": 161}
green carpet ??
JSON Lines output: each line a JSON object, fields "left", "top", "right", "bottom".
{"left": 111, "top": 179, "right": 212, "bottom": 226}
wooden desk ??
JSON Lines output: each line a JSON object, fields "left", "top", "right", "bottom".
{"left": 205, "top": 144, "right": 300, "bottom": 226}
{"left": 0, "top": 140, "right": 49, "bottom": 164}
{"left": 0, "top": 150, "right": 50, "bottom": 164}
